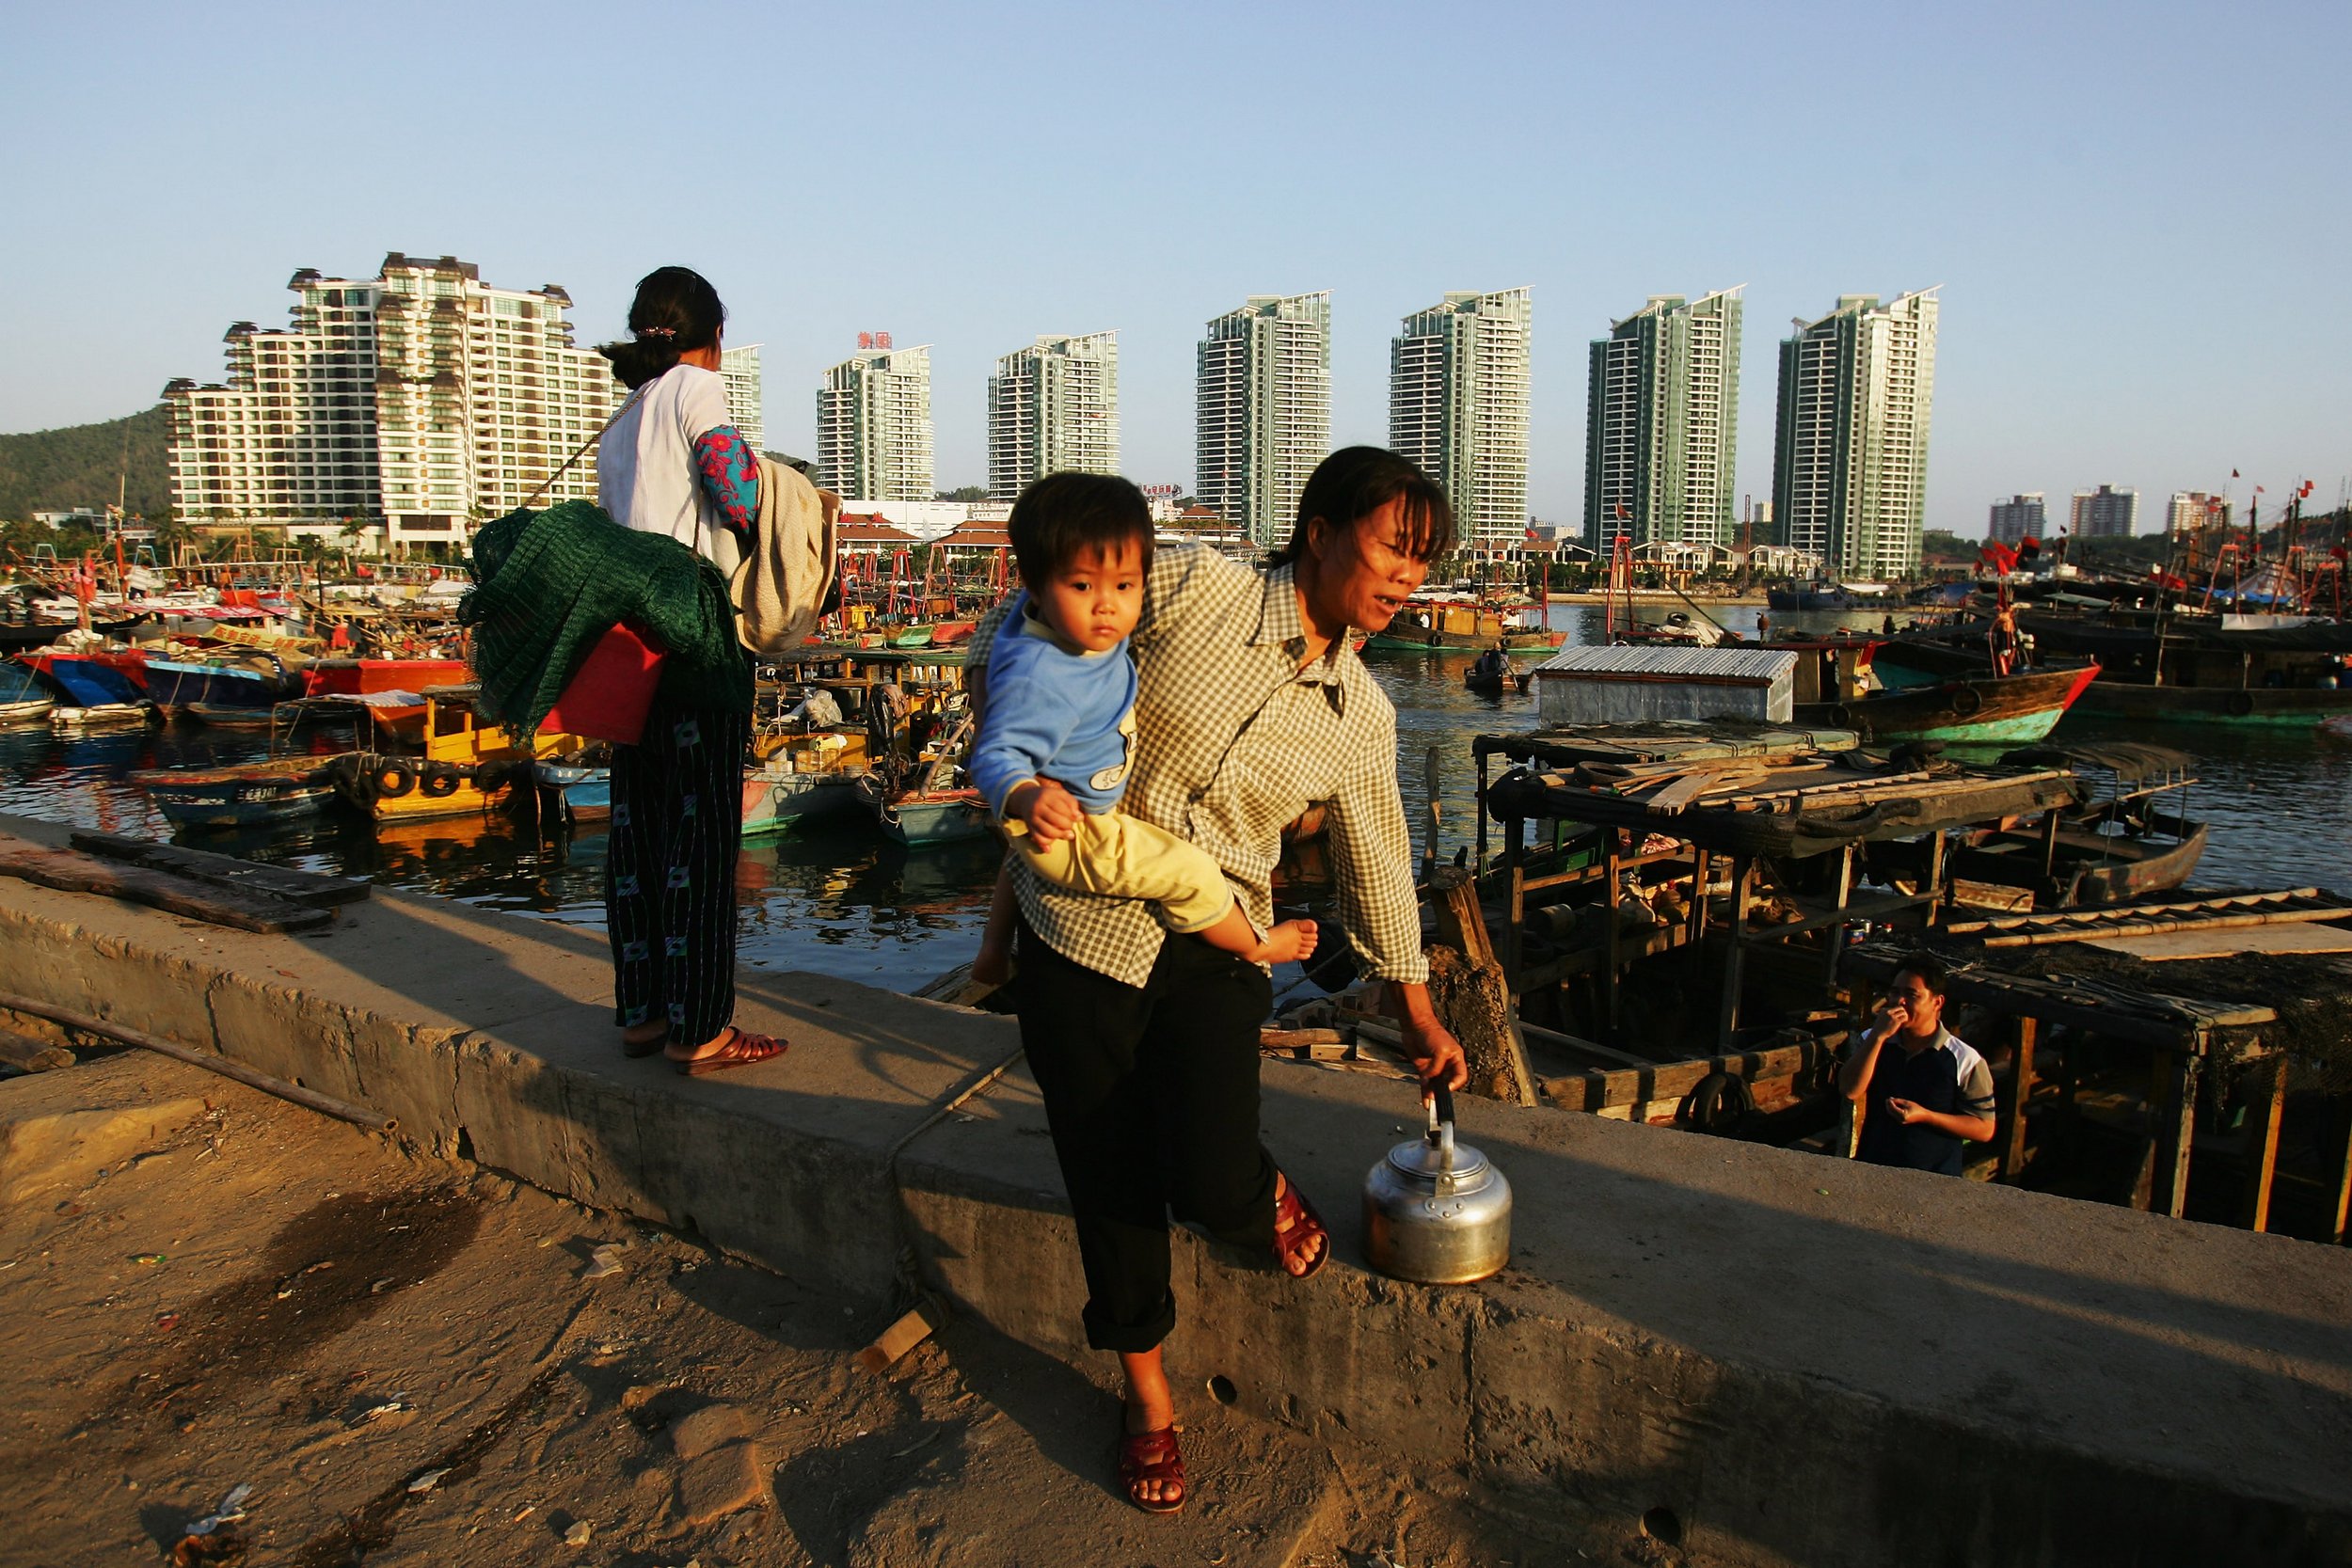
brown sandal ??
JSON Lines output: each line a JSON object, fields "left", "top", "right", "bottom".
{"left": 671, "top": 1027, "right": 788, "bottom": 1077}
{"left": 621, "top": 1026, "right": 668, "bottom": 1058}
{"left": 1273, "top": 1168, "right": 1329, "bottom": 1279}
{"left": 1116, "top": 1425, "right": 1185, "bottom": 1514}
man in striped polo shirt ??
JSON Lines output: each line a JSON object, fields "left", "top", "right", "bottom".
{"left": 1838, "top": 950, "right": 1997, "bottom": 1175}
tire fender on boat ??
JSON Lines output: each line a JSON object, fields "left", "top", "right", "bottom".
{"left": 374, "top": 763, "right": 417, "bottom": 800}
{"left": 2224, "top": 689, "right": 2255, "bottom": 717}
{"left": 419, "top": 764, "right": 463, "bottom": 799}
{"left": 1949, "top": 686, "right": 1984, "bottom": 717}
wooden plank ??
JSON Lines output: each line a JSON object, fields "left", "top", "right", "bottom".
{"left": 855, "top": 1297, "right": 949, "bottom": 1373}
{"left": 2239, "top": 1055, "right": 2288, "bottom": 1233}
{"left": 1981, "top": 908, "right": 2352, "bottom": 948}
{"left": 1424, "top": 943, "right": 1541, "bottom": 1106}
{"left": 1996, "top": 1016, "right": 2038, "bottom": 1181}
{"left": 0, "top": 833, "right": 329, "bottom": 934}
{"left": 2092, "top": 925, "right": 2352, "bottom": 962}
{"left": 1717, "top": 854, "right": 1751, "bottom": 1046}
{"left": 1946, "top": 888, "right": 2336, "bottom": 936}
{"left": 2148, "top": 1050, "right": 2201, "bottom": 1220}
{"left": 1427, "top": 866, "right": 1499, "bottom": 970}
{"left": 0, "top": 1031, "right": 75, "bottom": 1072}
{"left": 1539, "top": 1037, "right": 1835, "bottom": 1115}
{"left": 2329, "top": 1101, "right": 2352, "bottom": 1247}
{"left": 70, "top": 831, "right": 370, "bottom": 908}
{"left": 1642, "top": 770, "right": 1732, "bottom": 815}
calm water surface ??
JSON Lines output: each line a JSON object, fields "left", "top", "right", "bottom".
{"left": 2, "top": 601, "right": 2344, "bottom": 991}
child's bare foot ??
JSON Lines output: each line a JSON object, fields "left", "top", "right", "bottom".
{"left": 1258, "top": 918, "right": 1319, "bottom": 966}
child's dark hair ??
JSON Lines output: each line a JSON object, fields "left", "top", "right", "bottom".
{"left": 1008, "top": 472, "right": 1153, "bottom": 584}
{"left": 597, "top": 266, "right": 726, "bottom": 389}
{"left": 1894, "top": 949, "right": 1950, "bottom": 996}
{"left": 1272, "top": 446, "right": 1455, "bottom": 566}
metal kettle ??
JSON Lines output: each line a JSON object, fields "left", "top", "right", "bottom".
{"left": 1362, "top": 1084, "right": 1513, "bottom": 1284}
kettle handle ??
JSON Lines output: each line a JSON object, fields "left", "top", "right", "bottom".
{"left": 1426, "top": 1082, "right": 1457, "bottom": 1131}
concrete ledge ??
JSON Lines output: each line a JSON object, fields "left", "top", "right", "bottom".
{"left": 1, "top": 814, "right": 2347, "bottom": 1567}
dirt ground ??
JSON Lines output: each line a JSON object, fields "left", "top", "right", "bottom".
{"left": 0, "top": 1049, "right": 1695, "bottom": 1568}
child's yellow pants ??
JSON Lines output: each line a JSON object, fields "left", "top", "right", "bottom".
{"left": 1007, "top": 807, "right": 1235, "bottom": 933}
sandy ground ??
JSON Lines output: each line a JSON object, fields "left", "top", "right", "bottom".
{"left": 0, "top": 1049, "right": 1696, "bottom": 1568}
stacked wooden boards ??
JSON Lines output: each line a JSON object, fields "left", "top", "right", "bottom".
{"left": 0, "top": 830, "right": 367, "bottom": 933}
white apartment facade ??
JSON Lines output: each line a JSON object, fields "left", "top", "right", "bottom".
{"left": 167, "top": 254, "right": 764, "bottom": 552}
{"left": 818, "top": 343, "right": 934, "bottom": 501}
{"left": 1771, "top": 288, "right": 1939, "bottom": 578}
{"left": 1582, "top": 288, "right": 1742, "bottom": 550}
{"left": 1389, "top": 288, "right": 1533, "bottom": 550}
{"left": 2071, "top": 483, "right": 2137, "bottom": 539}
{"left": 1196, "top": 293, "right": 1331, "bottom": 548}
{"left": 987, "top": 332, "right": 1119, "bottom": 499}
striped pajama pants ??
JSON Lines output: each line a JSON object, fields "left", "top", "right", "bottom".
{"left": 605, "top": 696, "right": 750, "bottom": 1045}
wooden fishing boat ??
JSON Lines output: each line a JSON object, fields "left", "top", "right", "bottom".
{"left": 532, "top": 761, "right": 612, "bottom": 825}
{"left": 322, "top": 686, "right": 586, "bottom": 822}
{"left": 740, "top": 741, "right": 868, "bottom": 838}
{"left": 0, "top": 662, "right": 55, "bottom": 724}
{"left": 0, "top": 696, "right": 53, "bottom": 725}
{"left": 1792, "top": 660, "right": 2099, "bottom": 744}
{"left": 1464, "top": 647, "right": 1529, "bottom": 696}
{"left": 51, "top": 702, "right": 156, "bottom": 731}
{"left": 1367, "top": 593, "right": 1563, "bottom": 653}
{"left": 141, "top": 655, "right": 300, "bottom": 714}
{"left": 857, "top": 773, "right": 993, "bottom": 846}
{"left": 129, "top": 756, "right": 340, "bottom": 828}
{"left": 2013, "top": 610, "right": 2352, "bottom": 728}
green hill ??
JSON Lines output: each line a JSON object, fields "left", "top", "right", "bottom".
{"left": 0, "top": 405, "right": 171, "bottom": 521}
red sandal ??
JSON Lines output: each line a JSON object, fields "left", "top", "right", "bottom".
{"left": 670, "top": 1027, "right": 788, "bottom": 1077}
{"left": 1273, "top": 1168, "right": 1329, "bottom": 1279}
{"left": 1116, "top": 1424, "right": 1185, "bottom": 1514}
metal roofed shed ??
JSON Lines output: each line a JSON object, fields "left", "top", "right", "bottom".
{"left": 1531, "top": 645, "right": 1799, "bottom": 725}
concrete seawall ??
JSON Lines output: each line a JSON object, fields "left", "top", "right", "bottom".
{"left": 2, "top": 813, "right": 2346, "bottom": 1567}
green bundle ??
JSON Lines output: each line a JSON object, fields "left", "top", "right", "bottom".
{"left": 462, "top": 501, "right": 751, "bottom": 738}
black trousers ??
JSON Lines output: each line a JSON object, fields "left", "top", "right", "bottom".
{"left": 1014, "top": 920, "right": 1277, "bottom": 1353}
{"left": 606, "top": 696, "right": 750, "bottom": 1043}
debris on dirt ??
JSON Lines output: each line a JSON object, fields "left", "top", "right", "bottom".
{"left": 170, "top": 1482, "right": 253, "bottom": 1566}
{"left": 405, "top": 1468, "right": 448, "bottom": 1495}
{"left": 564, "top": 1519, "right": 594, "bottom": 1546}
{"left": 581, "top": 1243, "right": 625, "bottom": 1280}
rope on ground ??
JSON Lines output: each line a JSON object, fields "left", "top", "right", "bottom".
{"left": 878, "top": 1041, "right": 1028, "bottom": 1321}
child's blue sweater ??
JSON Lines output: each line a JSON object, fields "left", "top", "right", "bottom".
{"left": 969, "top": 594, "right": 1136, "bottom": 816}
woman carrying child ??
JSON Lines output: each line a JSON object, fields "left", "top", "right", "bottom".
{"left": 963, "top": 452, "right": 1469, "bottom": 1515}
{"left": 593, "top": 266, "right": 781, "bottom": 1077}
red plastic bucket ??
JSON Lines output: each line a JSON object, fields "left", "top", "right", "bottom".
{"left": 543, "top": 622, "right": 664, "bottom": 745}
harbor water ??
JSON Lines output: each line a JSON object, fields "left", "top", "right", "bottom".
{"left": 3, "top": 603, "right": 2347, "bottom": 992}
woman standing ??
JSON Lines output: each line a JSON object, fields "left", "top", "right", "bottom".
{"left": 966, "top": 449, "right": 1470, "bottom": 1514}
{"left": 595, "top": 266, "right": 780, "bottom": 1075}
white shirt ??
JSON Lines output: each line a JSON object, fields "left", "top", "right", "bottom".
{"left": 596, "top": 364, "right": 738, "bottom": 568}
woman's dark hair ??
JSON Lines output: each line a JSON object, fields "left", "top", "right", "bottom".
{"left": 597, "top": 266, "right": 726, "bottom": 389}
{"left": 1273, "top": 446, "right": 1455, "bottom": 566}
{"left": 1008, "top": 472, "right": 1153, "bottom": 585}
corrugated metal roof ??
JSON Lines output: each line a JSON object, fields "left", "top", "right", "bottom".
{"left": 1529, "top": 644, "right": 1799, "bottom": 680}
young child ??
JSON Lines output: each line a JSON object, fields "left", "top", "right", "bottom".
{"left": 967, "top": 473, "right": 1317, "bottom": 984}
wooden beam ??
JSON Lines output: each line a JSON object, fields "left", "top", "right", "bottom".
{"left": 2147, "top": 1049, "right": 2201, "bottom": 1220}
{"left": 0, "top": 832, "right": 330, "bottom": 934}
{"left": 1427, "top": 866, "right": 1498, "bottom": 970}
{"left": 69, "top": 831, "right": 369, "bottom": 909}
{"left": 1717, "top": 853, "right": 1752, "bottom": 1047}
{"left": 1996, "top": 1016, "right": 2038, "bottom": 1181}
{"left": 2329, "top": 1101, "right": 2352, "bottom": 1247}
{"left": 2238, "top": 1055, "right": 2288, "bottom": 1233}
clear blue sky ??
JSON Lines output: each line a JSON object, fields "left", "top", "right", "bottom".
{"left": 4, "top": 0, "right": 2344, "bottom": 534}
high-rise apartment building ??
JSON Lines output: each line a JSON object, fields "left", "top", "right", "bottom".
{"left": 1771, "top": 289, "right": 1939, "bottom": 578}
{"left": 1196, "top": 293, "right": 1331, "bottom": 547}
{"left": 721, "top": 346, "right": 766, "bottom": 452}
{"left": 987, "top": 332, "right": 1119, "bottom": 500}
{"left": 2071, "top": 483, "right": 2137, "bottom": 539}
{"left": 1583, "top": 288, "right": 1741, "bottom": 551}
{"left": 2167, "top": 491, "right": 2232, "bottom": 534}
{"left": 165, "top": 269, "right": 386, "bottom": 534}
{"left": 1390, "top": 288, "right": 1532, "bottom": 550}
{"left": 166, "top": 254, "right": 764, "bottom": 551}
{"left": 1988, "top": 493, "right": 2046, "bottom": 544}
{"left": 818, "top": 341, "right": 934, "bottom": 500}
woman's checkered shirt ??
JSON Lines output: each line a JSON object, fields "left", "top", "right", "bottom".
{"left": 968, "top": 542, "right": 1428, "bottom": 990}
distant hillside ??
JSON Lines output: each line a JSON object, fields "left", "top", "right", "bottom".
{"left": 0, "top": 405, "right": 171, "bottom": 521}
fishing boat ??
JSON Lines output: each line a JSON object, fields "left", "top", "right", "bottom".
{"left": 51, "top": 702, "right": 156, "bottom": 731}
{"left": 0, "top": 662, "right": 56, "bottom": 725}
{"left": 1366, "top": 592, "right": 1562, "bottom": 653}
{"left": 1464, "top": 646, "right": 1529, "bottom": 696}
{"left": 141, "top": 654, "right": 302, "bottom": 715}
{"left": 2012, "top": 610, "right": 2352, "bottom": 727}
{"left": 532, "top": 760, "right": 612, "bottom": 825}
{"left": 740, "top": 736, "right": 869, "bottom": 837}
{"left": 184, "top": 702, "right": 280, "bottom": 729}
{"left": 857, "top": 773, "right": 992, "bottom": 847}
{"left": 322, "top": 685, "right": 586, "bottom": 823}
{"left": 129, "top": 756, "right": 340, "bottom": 829}
{"left": 1774, "top": 637, "right": 2100, "bottom": 744}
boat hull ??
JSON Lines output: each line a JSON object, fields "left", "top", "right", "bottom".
{"left": 130, "top": 759, "right": 338, "bottom": 828}
{"left": 2070, "top": 680, "right": 2352, "bottom": 727}
{"left": 740, "top": 768, "right": 865, "bottom": 837}
{"left": 1365, "top": 629, "right": 1561, "bottom": 653}
{"left": 1798, "top": 665, "right": 2097, "bottom": 743}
